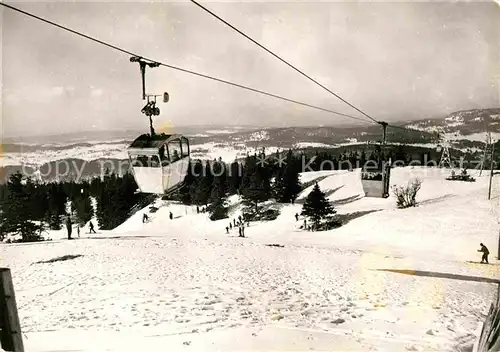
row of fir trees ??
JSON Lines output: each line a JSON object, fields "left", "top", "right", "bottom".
{"left": 171, "top": 149, "right": 303, "bottom": 221}
{"left": 173, "top": 149, "right": 339, "bottom": 228}
{"left": 2, "top": 146, "right": 411, "bottom": 242}
{"left": 0, "top": 171, "right": 152, "bottom": 242}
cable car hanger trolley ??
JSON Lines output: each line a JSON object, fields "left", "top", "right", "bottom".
{"left": 127, "top": 56, "right": 190, "bottom": 195}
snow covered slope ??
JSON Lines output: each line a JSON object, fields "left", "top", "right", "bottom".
{"left": 2, "top": 167, "right": 499, "bottom": 352}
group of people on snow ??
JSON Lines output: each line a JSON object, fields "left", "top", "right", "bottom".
{"left": 196, "top": 205, "right": 207, "bottom": 214}
{"left": 65, "top": 205, "right": 494, "bottom": 264}
{"left": 295, "top": 212, "right": 313, "bottom": 231}
{"left": 226, "top": 215, "right": 248, "bottom": 237}
{"left": 65, "top": 216, "right": 96, "bottom": 240}
{"left": 142, "top": 211, "right": 175, "bottom": 223}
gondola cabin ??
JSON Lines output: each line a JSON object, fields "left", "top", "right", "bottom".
{"left": 360, "top": 158, "right": 391, "bottom": 198}
{"left": 127, "top": 133, "right": 190, "bottom": 194}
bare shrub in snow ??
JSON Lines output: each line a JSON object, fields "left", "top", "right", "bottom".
{"left": 392, "top": 178, "right": 422, "bottom": 208}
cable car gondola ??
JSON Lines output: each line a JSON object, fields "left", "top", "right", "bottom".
{"left": 127, "top": 133, "right": 190, "bottom": 195}
{"left": 126, "top": 56, "right": 190, "bottom": 195}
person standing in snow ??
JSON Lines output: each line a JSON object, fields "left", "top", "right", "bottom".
{"left": 229, "top": 222, "right": 232, "bottom": 230}
{"left": 169, "top": 212, "right": 173, "bottom": 220}
{"left": 478, "top": 243, "right": 489, "bottom": 264}
{"left": 142, "top": 213, "right": 149, "bottom": 223}
{"left": 77, "top": 223, "right": 80, "bottom": 238}
{"left": 295, "top": 213, "right": 299, "bottom": 221}
{"left": 225, "top": 226, "right": 229, "bottom": 234}
{"left": 66, "top": 216, "right": 72, "bottom": 240}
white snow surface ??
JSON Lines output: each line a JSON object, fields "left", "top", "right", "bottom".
{"left": 2, "top": 167, "right": 499, "bottom": 351}
{"left": 0, "top": 142, "right": 275, "bottom": 167}
{"left": 0, "top": 143, "right": 130, "bottom": 167}
{"left": 447, "top": 132, "right": 500, "bottom": 143}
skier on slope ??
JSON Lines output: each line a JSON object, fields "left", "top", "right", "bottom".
{"left": 89, "top": 221, "right": 96, "bottom": 234}
{"left": 477, "top": 243, "right": 489, "bottom": 264}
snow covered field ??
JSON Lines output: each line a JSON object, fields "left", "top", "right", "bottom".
{"left": 2, "top": 167, "right": 499, "bottom": 351}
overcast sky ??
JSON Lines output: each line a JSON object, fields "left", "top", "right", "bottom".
{"left": 1, "top": 0, "right": 499, "bottom": 137}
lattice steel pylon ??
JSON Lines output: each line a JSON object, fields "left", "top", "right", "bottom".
{"left": 437, "top": 129, "right": 452, "bottom": 168}
{"left": 439, "top": 145, "right": 452, "bottom": 168}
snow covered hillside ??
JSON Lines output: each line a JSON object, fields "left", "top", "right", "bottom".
{"left": 2, "top": 167, "right": 499, "bottom": 351}
{"left": 405, "top": 108, "right": 500, "bottom": 143}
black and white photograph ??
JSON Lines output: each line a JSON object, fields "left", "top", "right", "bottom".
{"left": 0, "top": 1, "right": 499, "bottom": 351}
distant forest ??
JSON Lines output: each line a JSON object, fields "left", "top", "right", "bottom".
{"left": 1, "top": 142, "right": 496, "bottom": 184}
{"left": 0, "top": 145, "right": 496, "bottom": 242}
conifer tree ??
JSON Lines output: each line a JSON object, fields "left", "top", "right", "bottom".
{"left": 47, "top": 182, "right": 67, "bottom": 230}
{"left": 395, "top": 145, "right": 408, "bottom": 166}
{"left": 240, "top": 154, "right": 272, "bottom": 212}
{"left": 191, "top": 161, "right": 213, "bottom": 206}
{"left": 274, "top": 150, "right": 301, "bottom": 203}
{"left": 360, "top": 150, "right": 367, "bottom": 169}
{"left": 348, "top": 151, "right": 358, "bottom": 169}
{"left": 26, "top": 179, "right": 50, "bottom": 237}
{"left": 179, "top": 160, "right": 196, "bottom": 204}
{"left": 187, "top": 160, "right": 203, "bottom": 204}
{"left": 207, "top": 159, "right": 229, "bottom": 220}
{"left": 227, "top": 160, "right": 243, "bottom": 195}
{"left": 301, "top": 183, "right": 336, "bottom": 230}
{"left": 96, "top": 172, "right": 138, "bottom": 230}
{"left": 73, "top": 190, "right": 94, "bottom": 225}
{"left": 96, "top": 171, "right": 124, "bottom": 230}
{"left": 273, "top": 168, "right": 286, "bottom": 202}
{"left": 90, "top": 176, "right": 104, "bottom": 197}
{"left": 95, "top": 173, "right": 114, "bottom": 229}
{"left": 209, "top": 159, "right": 228, "bottom": 198}
{"left": 2, "top": 173, "right": 40, "bottom": 241}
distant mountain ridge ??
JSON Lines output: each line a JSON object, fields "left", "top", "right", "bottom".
{"left": 403, "top": 108, "right": 500, "bottom": 136}
{"left": 1, "top": 108, "right": 498, "bottom": 183}
{"left": 3, "top": 108, "right": 499, "bottom": 146}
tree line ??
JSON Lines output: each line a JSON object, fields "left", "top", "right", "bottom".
{"left": 172, "top": 149, "right": 303, "bottom": 221}
{"left": 0, "top": 171, "right": 151, "bottom": 242}
{"left": 0, "top": 145, "right": 449, "bottom": 242}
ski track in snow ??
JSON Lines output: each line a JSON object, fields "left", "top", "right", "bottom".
{"left": 8, "top": 236, "right": 496, "bottom": 351}
{"left": 2, "top": 167, "right": 500, "bottom": 351}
